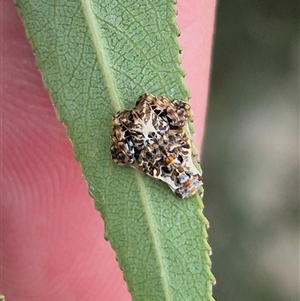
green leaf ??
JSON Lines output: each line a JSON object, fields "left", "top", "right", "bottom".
{"left": 15, "top": 0, "right": 215, "bottom": 300}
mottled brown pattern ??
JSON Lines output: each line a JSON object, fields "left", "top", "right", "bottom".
{"left": 110, "top": 93, "right": 202, "bottom": 199}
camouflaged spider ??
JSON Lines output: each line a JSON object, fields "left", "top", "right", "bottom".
{"left": 110, "top": 93, "right": 203, "bottom": 199}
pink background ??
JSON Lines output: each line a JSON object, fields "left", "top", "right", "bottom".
{"left": 1, "top": 0, "right": 216, "bottom": 299}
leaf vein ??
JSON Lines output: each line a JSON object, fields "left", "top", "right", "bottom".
{"left": 135, "top": 173, "right": 172, "bottom": 300}
{"left": 80, "top": 0, "right": 122, "bottom": 112}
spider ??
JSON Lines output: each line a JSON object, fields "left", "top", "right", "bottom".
{"left": 110, "top": 93, "right": 202, "bottom": 199}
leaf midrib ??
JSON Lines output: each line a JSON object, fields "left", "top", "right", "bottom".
{"left": 81, "top": 1, "right": 172, "bottom": 299}
{"left": 135, "top": 173, "right": 172, "bottom": 300}
{"left": 81, "top": 0, "right": 122, "bottom": 112}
